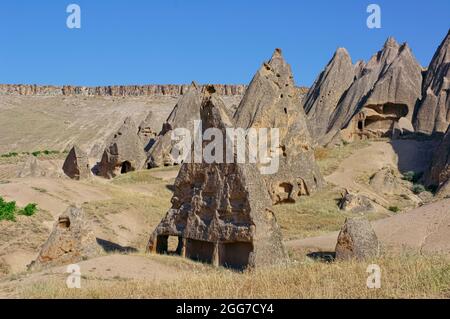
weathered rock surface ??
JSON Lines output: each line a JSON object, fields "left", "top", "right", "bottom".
{"left": 98, "top": 117, "right": 146, "bottom": 179}
{"left": 339, "top": 189, "right": 376, "bottom": 214}
{"left": 138, "top": 111, "right": 158, "bottom": 151}
{"left": 233, "top": 49, "right": 325, "bottom": 203}
{"left": 335, "top": 217, "right": 379, "bottom": 261}
{"left": 324, "top": 37, "right": 423, "bottom": 144}
{"left": 424, "top": 127, "right": 450, "bottom": 196}
{"left": 369, "top": 166, "right": 400, "bottom": 195}
{"left": 17, "top": 155, "right": 47, "bottom": 178}
{"left": 62, "top": 146, "right": 90, "bottom": 180}
{"left": 304, "top": 48, "right": 357, "bottom": 140}
{"left": 414, "top": 30, "right": 450, "bottom": 135}
{"left": 147, "top": 87, "right": 287, "bottom": 270}
{"left": 147, "top": 82, "right": 203, "bottom": 167}
{"left": 0, "top": 84, "right": 247, "bottom": 97}
{"left": 30, "top": 206, "right": 102, "bottom": 269}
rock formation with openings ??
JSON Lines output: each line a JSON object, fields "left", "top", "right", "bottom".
{"left": 335, "top": 217, "right": 379, "bottom": 261}
{"left": 30, "top": 206, "right": 101, "bottom": 269}
{"left": 138, "top": 111, "right": 158, "bottom": 152}
{"left": 424, "top": 127, "right": 450, "bottom": 197}
{"left": 303, "top": 48, "right": 357, "bottom": 141}
{"left": 63, "top": 145, "right": 90, "bottom": 180}
{"left": 233, "top": 49, "right": 324, "bottom": 204}
{"left": 414, "top": 30, "right": 450, "bottom": 135}
{"left": 17, "top": 155, "right": 47, "bottom": 178}
{"left": 147, "top": 82, "right": 202, "bottom": 168}
{"left": 98, "top": 117, "right": 146, "bottom": 179}
{"left": 324, "top": 37, "right": 423, "bottom": 145}
{"left": 147, "top": 86, "right": 287, "bottom": 270}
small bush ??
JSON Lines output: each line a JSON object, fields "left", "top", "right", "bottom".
{"left": 32, "top": 151, "right": 41, "bottom": 157}
{"left": 389, "top": 206, "right": 400, "bottom": 213}
{"left": 412, "top": 184, "right": 426, "bottom": 194}
{"left": 0, "top": 196, "right": 38, "bottom": 221}
{"left": 402, "top": 171, "right": 423, "bottom": 183}
{"left": 1, "top": 152, "right": 19, "bottom": 158}
{"left": 0, "top": 197, "right": 17, "bottom": 221}
{"left": 18, "top": 203, "right": 38, "bottom": 217}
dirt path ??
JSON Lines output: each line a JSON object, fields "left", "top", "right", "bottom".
{"left": 325, "top": 140, "right": 434, "bottom": 206}
{"left": 286, "top": 199, "right": 450, "bottom": 255}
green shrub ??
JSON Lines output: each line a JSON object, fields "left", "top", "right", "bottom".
{"left": 0, "top": 197, "right": 17, "bottom": 221}
{"left": 18, "top": 203, "right": 38, "bottom": 217}
{"left": 1, "top": 152, "right": 19, "bottom": 158}
{"left": 389, "top": 206, "right": 400, "bottom": 213}
{"left": 412, "top": 184, "right": 426, "bottom": 194}
{"left": 402, "top": 171, "right": 423, "bottom": 183}
{"left": 0, "top": 196, "right": 38, "bottom": 221}
{"left": 32, "top": 151, "right": 41, "bottom": 157}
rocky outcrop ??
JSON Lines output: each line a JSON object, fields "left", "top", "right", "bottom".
{"left": 323, "top": 37, "right": 423, "bottom": 145}
{"left": 63, "top": 146, "right": 90, "bottom": 180}
{"left": 369, "top": 166, "right": 400, "bottom": 195}
{"left": 147, "top": 82, "right": 203, "bottom": 167}
{"left": 303, "top": 48, "right": 357, "bottom": 140}
{"left": 0, "top": 84, "right": 247, "bottom": 97}
{"left": 30, "top": 206, "right": 101, "bottom": 269}
{"left": 335, "top": 217, "right": 379, "bottom": 261}
{"left": 138, "top": 111, "right": 158, "bottom": 152}
{"left": 233, "top": 49, "right": 324, "bottom": 204}
{"left": 414, "top": 30, "right": 450, "bottom": 135}
{"left": 339, "top": 190, "right": 376, "bottom": 214}
{"left": 98, "top": 117, "right": 146, "bottom": 179}
{"left": 424, "top": 126, "right": 450, "bottom": 196}
{"left": 147, "top": 87, "right": 287, "bottom": 270}
{"left": 17, "top": 155, "right": 47, "bottom": 178}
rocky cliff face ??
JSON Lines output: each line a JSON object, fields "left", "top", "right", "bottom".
{"left": 414, "top": 29, "right": 450, "bottom": 135}
{"left": 0, "top": 84, "right": 247, "bottom": 97}
{"left": 303, "top": 48, "right": 357, "bottom": 140}
{"left": 316, "top": 37, "right": 423, "bottom": 145}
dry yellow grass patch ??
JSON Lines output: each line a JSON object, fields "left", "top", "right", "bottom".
{"left": 21, "top": 253, "right": 450, "bottom": 299}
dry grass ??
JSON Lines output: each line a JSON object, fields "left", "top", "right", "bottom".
{"left": 273, "top": 186, "right": 389, "bottom": 240}
{"left": 21, "top": 253, "right": 450, "bottom": 299}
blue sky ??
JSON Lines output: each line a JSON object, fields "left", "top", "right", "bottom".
{"left": 0, "top": 0, "right": 448, "bottom": 87}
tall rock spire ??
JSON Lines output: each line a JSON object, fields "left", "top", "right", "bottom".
{"left": 414, "top": 29, "right": 450, "bottom": 135}
{"left": 303, "top": 47, "right": 356, "bottom": 139}
{"left": 234, "top": 49, "right": 325, "bottom": 203}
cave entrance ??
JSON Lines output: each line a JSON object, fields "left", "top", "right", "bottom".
{"left": 358, "top": 120, "right": 364, "bottom": 131}
{"left": 185, "top": 239, "right": 215, "bottom": 264}
{"left": 219, "top": 242, "right": 253, "bottom": 271}
{"left": 155, "top": 235, "right": 183, "bottom": 255}
{"left": 121, "top": 161, "right": 132, "bottom": 174}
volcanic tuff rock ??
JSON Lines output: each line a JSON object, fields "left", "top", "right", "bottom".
{"left": 415, "top": 30, "right": 450, "bottom": 135}
{"left": 30, "top": 206, "right": 101, "bottom": 269}
{"left": 335, "top": 217, "right": 380, "bottom": 261}
{"left": 147, "top": 82, "right": 202, "bottom": 167}
{"left": 233, "top": 49, "right": 324, "bottom": 204}
{"left": 0, "top": 84, "right": 247, "bottom": 97}
{"left": 304, "top": 48, "right": 357, "bottom": 140}
{"left": 17, "top": 155, "right": 48, "bottom": 178}
{"left": 147, "top": 86, "right": 287, "bottom": 270}
{"left": 323, "top": 37, "right": 423, "bottom": 144}
{"left": 369, "top": 166, "right": 400, "bottom": 195}
{"left": 424, "top": 127, "right": 450, "bottom": 197}
{"left": 98, "top": 117, "right": 146, "bottom": 179}
{"left": 63, "top": 145, "right": 90, "bottom": 180}
{"left": 138, "top": 111, "right": 158, "bottom": 152}
{"left": 339, "top": 189, "right": 376, "bottom": 214}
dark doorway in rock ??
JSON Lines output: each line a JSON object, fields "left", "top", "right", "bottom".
{"left": 185, "top": 239, "right": 215, "bottom": 264}
{"left": 219, "top": 242, "right": 253, "bottom": 271}
{"left": 121, "top": 161, "right": 132, "bottom": 174}
{"left": 358, "top": 120, "right": 364, "bottom": 130}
